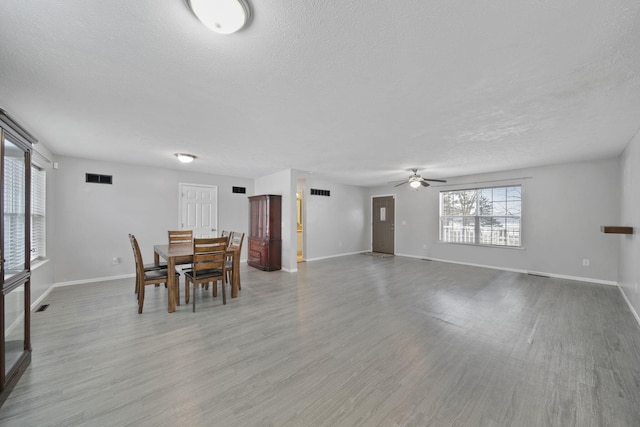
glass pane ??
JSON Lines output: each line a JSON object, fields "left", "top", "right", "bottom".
{"left": 490, "top": 217, "right": 507, "bottom": 245}
{"left": 492, "top": 200, "right": 507, "bottom": 215}
{"left": 440, "top": 193, "right": 455, "bottom": 216}
{"left": 4, "top": 136, "right": 27, "bottom": 280}
{"left": 505, "top": 217, "right": 521, "bottom": 246}
{"left": 507, "top": 186, "right": 522, "bottom": 201}
{"left": 4, "top": 282, "right": 26, "bottom": 376}
{"left": 380, "top": 207, "right": 386, "bottom": 222}
{"left": 492, "top": 187, "right": 507, "bottom": 201}
{"left": 441, "top": 216, "right": 464, "bottom": 242}
{"left": 478, "top": 189, "right": 493, "bottom": 215}
{"left": 505, "top": 186, "right": 521, "bottom": 216}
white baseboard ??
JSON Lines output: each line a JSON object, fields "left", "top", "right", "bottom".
{"left": 396, "top": 253, "right": 618, "bottom": 286}
{"left": 618, "top": 284, "right": 640, "bottom": 328}
{"left": 31, "top": 285, "right": 55, "bottom": 312}
{"left": 54, "top": 273, "right": 135, "bottom": 287}
{"left": 305, "top": 250, "right": 367, "bottom": 262}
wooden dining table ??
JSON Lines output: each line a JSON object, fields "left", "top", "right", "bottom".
{"left": 153, "top": 243, "right": 240, "bottom": 313}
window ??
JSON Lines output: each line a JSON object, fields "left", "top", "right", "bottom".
{"left": 31, "top": 165, "right": 46, "bottom": 261}
{"left": 440, "top": 185, "right": 521, "bottom": 247}
{"left": 3, "top": 145, "right": 26, "bottom": 273}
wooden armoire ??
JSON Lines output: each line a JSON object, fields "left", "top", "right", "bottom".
{"left": 248, "top": 195, "right": 281, "bottom": 271}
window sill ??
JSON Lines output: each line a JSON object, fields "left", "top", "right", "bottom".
{"left": 438, "top": 241, "right": 525, "bottom": 250}
{"left": 31, "top": 258, "right": 50, "bottom": 271}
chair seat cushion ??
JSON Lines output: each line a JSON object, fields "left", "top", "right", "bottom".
{"left": 143, "top": 262, "right": 168, "bottom": 271}
{"left": 144, "top": 269, "right": 179, "bottom": 281}
{"left": 184, "top": 268, "right": 223, "bottom": 280}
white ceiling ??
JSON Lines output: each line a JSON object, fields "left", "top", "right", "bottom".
{"left": 1, "top": 1, "right": 640, "bottom": 186}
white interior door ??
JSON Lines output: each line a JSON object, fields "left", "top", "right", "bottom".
{"left": 179, "top": 184, "right": 218, "bottom": 237}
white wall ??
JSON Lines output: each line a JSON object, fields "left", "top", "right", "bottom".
{"left": 30, "top": 142, "right": 56, "bottom": 307}
{"left": 52, "top": 156, "right": 253, "bottom": 283}
{"left": 253, "top": 170, "right": 370, "bottom": 270}
{"left": 302, "top": 176, "right": 369, "bottom": 261}
{"left": 368, "top": 158, "right": 620, "bottom": 283}
{"left": 619, "top": 131, "right": 640, "bottom": 320}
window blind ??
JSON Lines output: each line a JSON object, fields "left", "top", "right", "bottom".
{"left": 31, "top": 165, "right": 46, "bottom": 260}
{"left": 4, "top": 155, "right": 26, "bottom": 271}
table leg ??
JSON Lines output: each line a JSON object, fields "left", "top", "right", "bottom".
{"left": 231, "top": 249, "right": 239, "bottom": 298}
{"left": 168, "top": 257, "right": 176, "bottom": 312}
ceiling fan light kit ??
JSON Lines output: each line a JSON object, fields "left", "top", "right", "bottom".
{"left": 187, "top": 0, "right": 251, "bottom": 34}
{"left": 175, "top": 153, "right": 197, "bottom": 163}
{"left": 392, "top": 168, "right": 447, "bottom": 189}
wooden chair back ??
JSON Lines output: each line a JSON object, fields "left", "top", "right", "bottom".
{"left": 191, "top": 236, "right": 228, "bottom": 278}
{"left": 228, "top": 231, "right": 245, "bottom": 252}
{"left": 130, "top": 234, "right": 176, "bottom": 313}
{"left": 131, "top": 235, "right": 145, "bottom": 281}
{"left": 168, "top": 230, "right": 193, "bottom": 245}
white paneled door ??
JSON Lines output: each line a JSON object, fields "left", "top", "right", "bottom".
{"left": 179, "top": 184, "right": 218, "bottom": 238}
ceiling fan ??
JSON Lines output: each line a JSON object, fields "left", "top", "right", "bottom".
{"left": 391, "top": 169, "right": 447, "bottom": 188}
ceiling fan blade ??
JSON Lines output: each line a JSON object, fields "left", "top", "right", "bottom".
{"left": 394, "top": 181, "right": 408, "bottom": 187}
{"left": 420, "top": 181, "right": 431, "bottom": 187}
{"left": 422, "top": 178, "right": 447, "bottom": 183}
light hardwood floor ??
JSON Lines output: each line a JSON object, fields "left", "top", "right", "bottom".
{"left": 1, "top": 255, "right": 639, "bottom": 426}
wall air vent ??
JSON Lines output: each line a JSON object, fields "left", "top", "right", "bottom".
{"left": 310, "top": 188, "right": 330, "bottom": 196}
{"left": 85, "top": 173, "right": 113, "bottom": 184}
{"left": 232, "top": 186, "right": 246, "bottom": 194}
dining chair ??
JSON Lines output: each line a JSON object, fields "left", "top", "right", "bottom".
{"left": 168, "top": 230, "right": 194, "bottom": 277}
{"left": 129, "top": 234, "right": 168, "bottom": 295}
{"left": 183, "top": 236, "right": 228, "bottom": 312}
{"left": 131, "top": 235, "right": 180, "bottom": 313}
{"left": 168, "top": 229, "right": 193, "bottom": 245}
{"left": 226, "top": 231, "right": 245, "bottom": 290}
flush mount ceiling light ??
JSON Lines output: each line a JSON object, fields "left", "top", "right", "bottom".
{"left": 187, "top": 0, "right": 251, "bottom": 34}
{"left": 175, "top": 153, "right": 197, "bottom": 163}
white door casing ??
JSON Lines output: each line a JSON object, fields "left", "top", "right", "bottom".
{"left": 179, "top": 183, "right": 218, "bottom": 237}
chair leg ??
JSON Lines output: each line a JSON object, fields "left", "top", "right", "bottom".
{"left": 185, "top": 278, "right": 190, "bottom": 304}
{"left": 192, "top": 281, "right": 196, "bottom": 312}
{"left": 138, "top": 284, "right": 145, "bottom": 314}
{"left": 221, "top": 278, "right": 226, "bottom": 305}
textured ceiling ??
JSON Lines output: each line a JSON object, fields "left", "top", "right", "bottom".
{"left": 1, "top": 0, "right": 640, "bottom": 186}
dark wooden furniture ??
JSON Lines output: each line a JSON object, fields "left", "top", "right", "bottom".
{"left": 226, "top": 231, "right": 245, "bottom": 289}
{"left": 154, "top": 242, "right": 240, "bottom": 312}
{"left": 248, "top": 195, "right": 282, "bottom": 271}
{"left": 184, "top": 237, "right": 228, "bottom": 312}
{"left": 0, "top": 109, "right": 34, "bottom": 407}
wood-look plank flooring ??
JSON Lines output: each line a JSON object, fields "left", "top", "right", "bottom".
{"left": 1, "top": 255, "right": 639, "bottom": 426}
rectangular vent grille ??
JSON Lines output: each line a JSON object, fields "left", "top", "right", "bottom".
{"left": 310, "top": 188, "right": 330, "bottom": 197}
{"left": 86, "top": 173, "right": 113, "bottom": 184}
{"left": 232, "top": 186, "right": 246, "bottom": 194}
{"left": 36, "top": 304, "right": 50, "bottom": 312}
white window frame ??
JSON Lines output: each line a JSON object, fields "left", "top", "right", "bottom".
{"left": 439, "top": 185, "right": 522, "bottom": 247}
{"left": 31, "top": 164, "right": 46, "bottom": 261}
